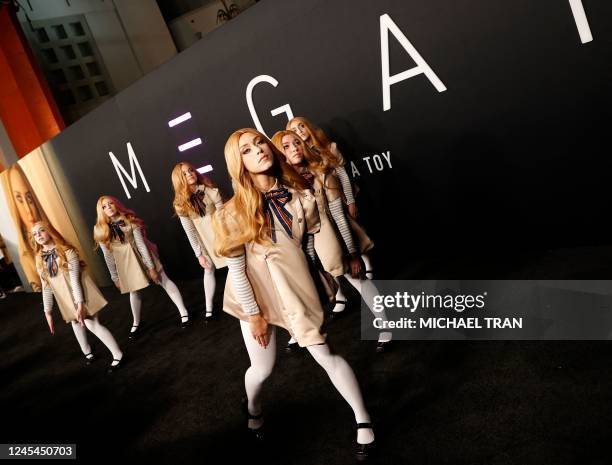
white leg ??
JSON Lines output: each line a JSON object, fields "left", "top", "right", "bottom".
{"left": 344, "top": 276, "right": 393, "bottom": 343}
{"left": 203, "top": 264, "right": 216, "bottom": 316}
{"left": 84, "top": 315, "right": 123, "bottom": 362}
{"left": 129, "top": 291, "right": 142, "bottom": 330}
{"left": 307, "top": 343, "right": 374, "bottom": 444}
{"left": 362, "top": 254, "right": 373, "bottom": 279}
{"left": 239, "top": 319, "right": 277, "bottom": 429}
{"left": 71, "top": 321, "right": 92, "bottom": 356}
{"left": 158, "top": 271, "right": 188, "bottom": 318}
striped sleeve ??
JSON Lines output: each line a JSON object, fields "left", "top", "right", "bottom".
{"left": 133, "top": 226, "right": 154, "bottom": 270}
{"left": 66, "top": 250, "right": 84, "bottom": 304}
{"left": 42, "top": 286, "right": 54, "bottom": 313}
{"left": 226, "top": 254, "right": 260, "bottom": 315}
{"left": 99, "top": 243, "right": 119, "bottom": 282}
{"left": 328, "top": 197, "right": 357, "bottom": 254}
{"left": 179, "top": 215, "right": 204, "bottom": 257}
{"left": 335, "top": 166, "right": 356, "bottom": 205}
{"left": 304, "top": 233, "right": 316, "bottom": 264}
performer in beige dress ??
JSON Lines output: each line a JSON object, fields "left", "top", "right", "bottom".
{"left": 171, "top": 162, "right": 226, "bottom": 320}
{"left": 273, "top": 130, "right": 392, "bottom": 353}
{"left": 31, "top": 221, "right": 124, "bottom": 373}
{"left": 93, "top": 196, "right": 190, "bottom": 337}
{"left": 287, "top": 117, "right": 375, "bottom": 279}
{"left": 212, "top": 128, "right": 375, "bottom": 459}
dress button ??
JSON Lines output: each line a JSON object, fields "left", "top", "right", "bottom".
{"left": 298, "top": 218, "right": 303, "bottom": 223}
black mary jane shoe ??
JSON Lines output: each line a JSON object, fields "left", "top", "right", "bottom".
{"left": 203, "top": 311, "right": 214, "bottom": 322}
{"left": 355, "top": 422, "right": 375, "bottom": 461}
{"left": 107, "top": 356, "right": 125, "bottom": 374}
{"left": 128, "top": 323, "right": 142, "bottom": 340}
{"left": 284, "top": 342, "right": 300, "bottom": 354}
{"left": 181, "top": 315, "right": 191, "bottom": 328}
{"left": 84, "top": 353, "right": 95, "bottom": 366}
{"left": 241, "top": 397, "right": 265, "bottom": 442}
{"left": 376, "top": 340, "right": 393, "bottom": 354}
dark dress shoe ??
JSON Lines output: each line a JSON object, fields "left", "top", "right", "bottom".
{"left": 376, "top": 340, "right": 392, "bottom": 354}
{"left": 355, "top": 422, "right": 375, "bottom": 461}
{"left": 129, "top": 323, "right": 143, "bottom": 339}
{"left": 181, "top": 316, "right": 190, "bottom": 328}
{"left": 84, "top": 353, "right": 95, "bottom": 366}
{"left": 107, "top": 357, "right": 125, "bottom": 374}
{"left": 284, "top": 342, "right": 300, "bottom": 353}
{"left": 241, "top": 396, "right": 265, "bottom": 442}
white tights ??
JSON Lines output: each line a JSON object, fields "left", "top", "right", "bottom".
{"left": 71, "top": 315, "right": 122, "bottom": 360}
{"left": 239, "top": 320, "right": 374, "bottom": 444}
{"left": 129, "top": 271, "right": 188, "bottom": 328}
{"left": 203, "top": 264, "right": 216, "bottom": 315}
{"left": 343, "top": 276, "right": 393, "bottom": 344}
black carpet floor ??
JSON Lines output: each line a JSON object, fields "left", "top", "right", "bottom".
{"left": 2, "top": 250, "right": 612, "bottom": 465}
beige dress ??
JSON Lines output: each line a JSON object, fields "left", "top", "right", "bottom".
{"left": 187, "top": 186, "right": 227, "bottom": 268}
{"left": 41, "top": 249, "right": 107, "bottom": 323}
{"left": 309, "top": 170, "right": 347, "bottom": 277}
{"left": 221, "top": 186, "right": 326, "bottom": 347}
{"left": 109, "top": 222, "right": 162, "bottom": 294}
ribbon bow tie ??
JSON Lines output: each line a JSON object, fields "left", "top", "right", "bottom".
{"left": 42, "top": 248, "right": 59, "bottom": 278}
{"left": 110, "top": 220, "right": 126, "bottom": 243}
{"left": 263, "top": 188, "right": 293, "bottom": 243}
{"left": 190, "top": 189, "right": 207, "bottom": 217}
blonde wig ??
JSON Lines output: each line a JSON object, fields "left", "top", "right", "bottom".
{"left": 30, "top": 221, "right": 84, "bottom": 282}
{"left": 212, "top": 128, "right": 309, "bottom": 256}
{"left": 286, "top": 116, "right": 344, "bottom": 167}
{"left": 92, "top": 195, "right": 158, "bottom": 255}
{"left": 171, "top": 161, "right": 217, "bottom": 217}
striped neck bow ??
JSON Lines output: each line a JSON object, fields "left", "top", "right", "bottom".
{"left": 110, "top": 219, "right": 126, "bottom": 243}
{"left": 263, "top": 188, "right": 293, "bottom": 243}
{"left": 190, "top": 188, "right": 207, "bottom": 217}
{"left": 42, "top": 248, "right": 59, "bottom": 278}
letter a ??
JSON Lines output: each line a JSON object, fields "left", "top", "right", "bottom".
{"left": 380, "top": 13, "right": 447, "bottom": 111}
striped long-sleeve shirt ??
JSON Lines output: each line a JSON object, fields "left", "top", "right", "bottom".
{"left": 328, "top": 197, "right": 357, "bottom": 254}
{"left": 99, "top": 224, "right": 153, "bottom": 282}
{"left": 178, "top": 191, "right": 222, "bottom": 258}
{"left": 41, "top": 249, "right": 84, "bottom": 313}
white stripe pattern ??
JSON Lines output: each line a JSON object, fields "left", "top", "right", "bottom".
{"left": 67, "top": 253, "right": 84, "bottom": 304}
{"left": 226, "top": 254, "right": 260, "bottom": 315}
{"left": 305, "top": 233, "right": 316, "bottom": 264}
{"left": 99, "top": 243, "right": 119, "bottom": 282}
{"left": 133, "top": 226, "right": 154, "bottom": 269}
{"left": 179, "top": 215, "right": 205, "bottom": 257}
{"left": 335, "top": 166, "right": 355, "bottom": 205}
{"left": 42, "top": 284, "right": 54, "bottom": 313}
{"left": 328, "top": 197, "right": 357, "bottom": 254}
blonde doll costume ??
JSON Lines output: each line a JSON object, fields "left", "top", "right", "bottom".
{"left": 217, "top": 181, "right": 375, "bottom": 455}
{"left": 38, "top": 248, "right": 122, "bottom": 368}
{"left": 99, "top": 217, "right": 189, "bottom": 333}
{"left": 220, "top": 184, "right": 324, "bottom": 347}
{"left": 177, "top": 185, "right": 226, "bottom": 318}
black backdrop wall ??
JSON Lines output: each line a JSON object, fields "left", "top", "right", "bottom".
{"left": 46, "top": 0, "right": 612, "bottom": 280}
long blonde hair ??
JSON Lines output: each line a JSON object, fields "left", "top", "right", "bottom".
{"left": 30, "top": 221, "right": 84, "bottom": 280}
{"left": 171, "top": 161, "right": 217, "bottom": 216}
{"left": 212, "top": 128, "right": 309, "bottom": 256}
{"left": 286, "top": 116, "right": 344, "bottom": 167}
{"left": 92, "top": 195, "right": 158, "bottom": 255}
{"left": 271, "top": 130, "right": 330, "bottom": 176}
